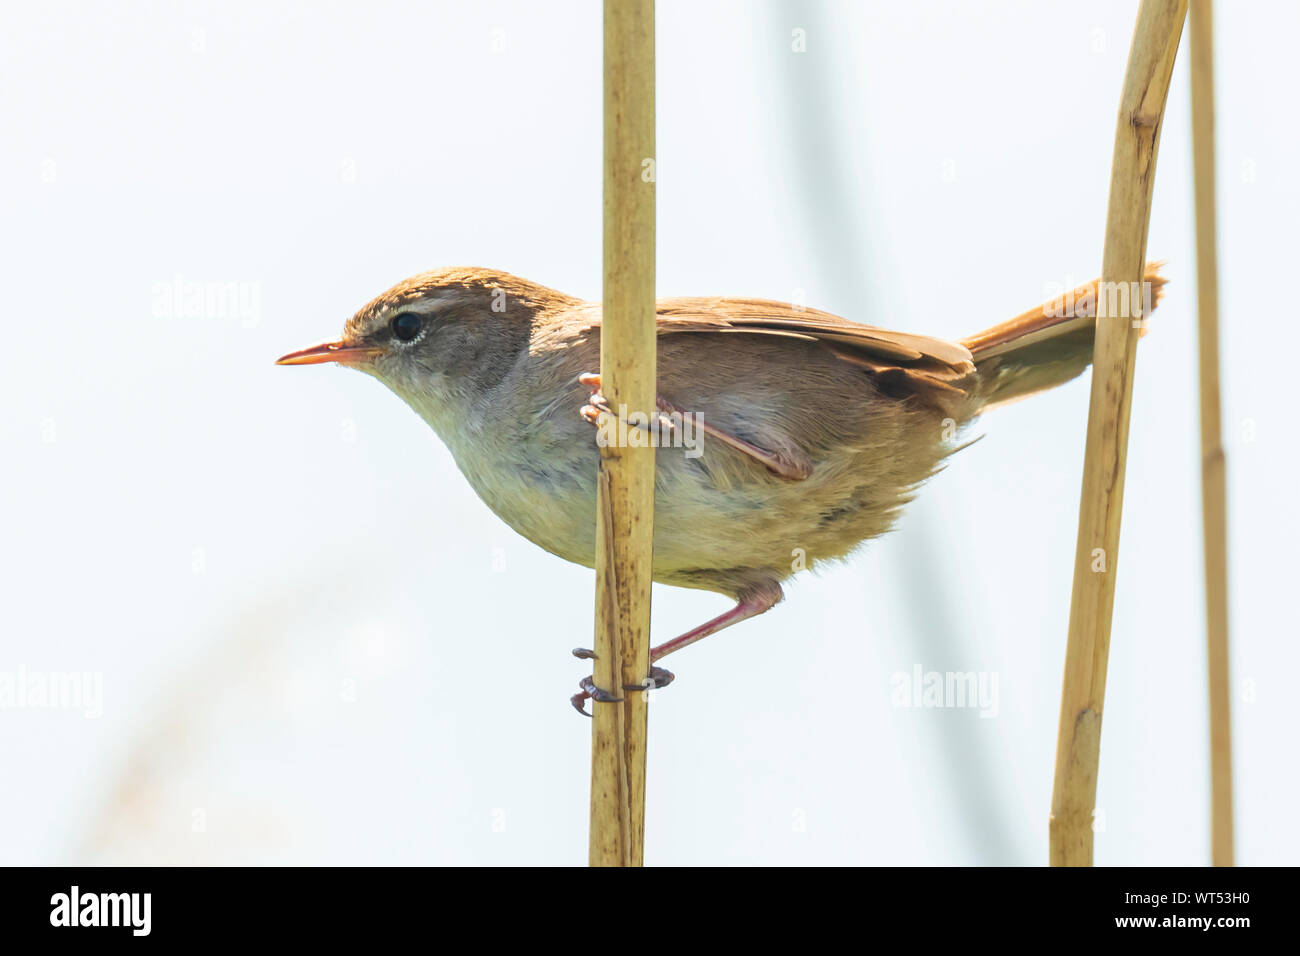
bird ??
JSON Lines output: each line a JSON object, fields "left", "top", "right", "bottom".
{"left": 278, "top": 264, "right": 1165, "bottom": 714}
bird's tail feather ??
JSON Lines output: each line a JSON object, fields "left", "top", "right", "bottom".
{"left": 962, "top": 263, "right": 1167, "bottom": 411}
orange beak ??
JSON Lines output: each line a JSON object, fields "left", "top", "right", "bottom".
{"left": 275, "top": 340, "right": 383, "bottom": 366}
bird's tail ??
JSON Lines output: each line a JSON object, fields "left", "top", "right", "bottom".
{"left": 961, "top": 263, "right": 1167, "bottom": 411}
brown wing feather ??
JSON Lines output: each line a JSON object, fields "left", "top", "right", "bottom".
{"left": 650, "top": 296, "right": 976, "bottom": 413}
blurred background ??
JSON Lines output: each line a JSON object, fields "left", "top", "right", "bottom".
{"left": 2, "top": 0, "right": 1295, "bottom": 865}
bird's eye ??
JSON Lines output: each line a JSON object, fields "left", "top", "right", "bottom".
{"left": 390, "top": 312, "right": 422, "bottom": 343}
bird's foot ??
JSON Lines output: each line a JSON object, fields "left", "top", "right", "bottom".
{"left": 624, "top": 666, "right": 675, "bottom": 693}
{"left": 578, "top": 373, "right": 811, "bottom": 480}
{"left": 577, "top": 372, "right": 611, "bottom": 427}
{"left": 570, "top": 650, "right": 676, "bottom": 716}
{"left": 571, "top": 676, "right": 623, "bottom": 717}
{"left": 577, "top": 373, "right": 677, "bottom": 435}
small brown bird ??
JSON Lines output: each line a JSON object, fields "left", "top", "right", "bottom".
{"left": 278, "top": 265, "right": 1164, "bottom": 713}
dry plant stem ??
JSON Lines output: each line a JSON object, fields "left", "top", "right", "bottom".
{"left": 1189, "top": 0, "right": 1234, "bottom": 867}
{"left": 1049, "top": 0, "right": 1187, "bottom": 867}
{"left": 589, "top": 0, "right": 656, "bottom": 868}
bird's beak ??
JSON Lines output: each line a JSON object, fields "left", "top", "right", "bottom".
{"left": 275, "top": 340, "right": 383, "bottom": 366}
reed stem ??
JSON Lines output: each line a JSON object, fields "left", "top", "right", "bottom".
{"left": 589, "top": 0, "right": 656, "bottom": 868}
{"left": 1049, "top": 0, "right": 1187, "bottom": 867}
{"left": 1189, "top": 0, "right": 1234, "bottom": 867}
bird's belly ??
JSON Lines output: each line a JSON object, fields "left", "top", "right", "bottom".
{"left": 458, "top": 453, "right": 601, "bottom": 570}
{"left": 454, "top": 438, "right": 913, "bottom": 594}
{"left": 648, "top": 446, "right": 910, "bottom": 586}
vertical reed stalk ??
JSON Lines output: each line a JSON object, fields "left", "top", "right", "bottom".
{"left": 1049, "top": 0, "right": 1187, "bottom": 867}
{"left": 1189, "top": 0, "right": 1234, "bottom": 867}
{"left": 589, "top": 0, "right": 656, "bottom": 868}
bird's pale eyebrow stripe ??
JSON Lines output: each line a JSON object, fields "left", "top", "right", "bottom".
{"left": 390, "top": 290, "right": 475, "bottom": 316}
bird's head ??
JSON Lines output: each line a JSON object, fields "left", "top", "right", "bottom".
{"left": 277, "top": 266, "right": 575, "bottom": 428}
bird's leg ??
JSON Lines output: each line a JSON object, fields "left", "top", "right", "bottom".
{"left": 570, "top": 582, "right": 783, "bottom": 716}
{"left": 648, "top": 581, "right": 783, "bottom": 662}
{"left": 577, "top": 372, "right": 812, "bottom": 481}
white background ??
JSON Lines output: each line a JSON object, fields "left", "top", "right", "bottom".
{"left": 1, "top": 0, "right": 1295, "bottom": 865}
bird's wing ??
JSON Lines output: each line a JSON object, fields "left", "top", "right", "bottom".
{"left": 651, "top": 297, "right": 977, "bottom": 410}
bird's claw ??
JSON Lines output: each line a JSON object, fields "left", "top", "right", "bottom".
{"left": 571, "top": 667, "right": 675, "bottom": 716}
{"left": 582, "top": 676, "right": 623, "bottom": 704}
{"left": 624, "top": 666, "right": 675, "bottom": 692}
{"left": 577, "top": 372, "right": 676, "bottom": 435}
{"left": 572, "top": 675, "right": 623, "bottom": 717}
{"left": 578, "top": 373, "right": 613, "bottom": 427}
